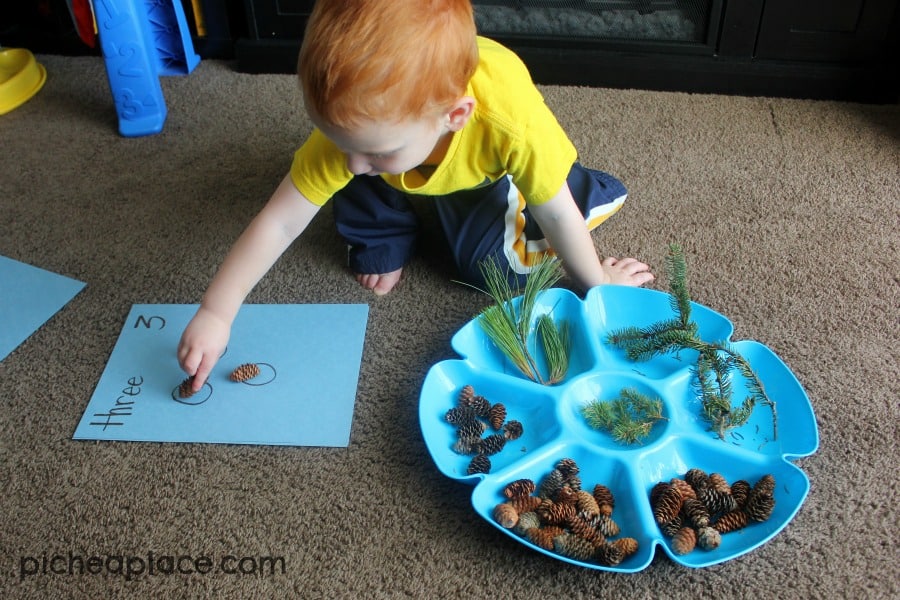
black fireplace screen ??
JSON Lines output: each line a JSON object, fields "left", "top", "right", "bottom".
{"left": 473, "top": 1, "right": 713, "bottom": 44}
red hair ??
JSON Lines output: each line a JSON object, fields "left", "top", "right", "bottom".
{"left": 298, "top": 0, "right": 478, "bottom": 128}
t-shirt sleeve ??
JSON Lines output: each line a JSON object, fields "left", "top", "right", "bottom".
{"left": 289, "top": 128, "right": 353, "bottom": 206}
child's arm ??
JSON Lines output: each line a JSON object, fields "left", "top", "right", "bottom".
{"left": 177, "top": 173, "right": 320, "bottom": 391}
{"left": 528, "top": 182, "right": 654, "bottom": 290}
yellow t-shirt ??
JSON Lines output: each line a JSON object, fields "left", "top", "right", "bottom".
{"left": 290, "top": 37, "right": 577, "bottom": 206}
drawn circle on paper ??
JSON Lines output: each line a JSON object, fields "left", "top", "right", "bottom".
{"left": 172, "top": 382, "right": 213, "bottom": 405}
{"left": 241, "top": 362, "right": 277, "bottom": 386}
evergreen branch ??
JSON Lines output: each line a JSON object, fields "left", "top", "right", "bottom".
{"left": 537, "top": 314, "right": 570, "bottom": 385}
{"left": 666, "top": 243, "right": 692, "bottom": 327}
{"left": 580, "top": 388, "right": 667, "bottom": 445}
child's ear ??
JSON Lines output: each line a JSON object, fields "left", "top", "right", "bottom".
{"left": 445, "top": 96, "right": 475, "bottom": 132}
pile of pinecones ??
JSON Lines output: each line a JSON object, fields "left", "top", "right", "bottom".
{"left": 650, "top": 468, "right": 777, "bottom": 555}
{"left": 493, "top": 458, "right": 639, "bottom": 567}
{"left": 445, "top": 384, "right": 524, "bottom": 475}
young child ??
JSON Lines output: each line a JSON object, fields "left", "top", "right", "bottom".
{"left": 178, "top": 0, "right": 653, "bottom": 390}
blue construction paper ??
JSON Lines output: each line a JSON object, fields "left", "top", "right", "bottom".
{"left": 73, "top": 304, "right": 369, "bottom": 446}
{"left": 0, "top": 255, "right": 86, "bottom": 361}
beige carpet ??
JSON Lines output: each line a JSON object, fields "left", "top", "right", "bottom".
{"left": 1, "top": 54, "right": 898, "bottom": 599}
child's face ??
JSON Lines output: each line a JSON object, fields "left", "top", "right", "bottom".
{"left": 313, "top": 114, "right": 448, "bottom": 176}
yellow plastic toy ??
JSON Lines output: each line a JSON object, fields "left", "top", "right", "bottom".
{"left": 0, "top": 48, "right": 47, "bottom": 115}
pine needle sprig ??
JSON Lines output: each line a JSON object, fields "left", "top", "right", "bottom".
{"left": 581, "top": 387, "right": 667, "bottom": 445}
{"left": 474, "top": 256, "right": 569, "bottom": 385}
{"left": 665, "top": 243, "right": 692, "bottom": 326}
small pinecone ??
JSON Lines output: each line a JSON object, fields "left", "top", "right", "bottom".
{"left": 753, "top": 474, "right": 776, "bottom": 496}
{"left": 526, "top": 526, "right": 564, "bottom": 551}
{"left": 697, "top": 526, "right": 722, "bottom": 551}
{"left": 493, "top": 503, "right": 519, "bottom": 529}
{"left": 502, "top": 420, "right": 524, "bottom": 440}
{"left": 684, "top": 467, "right": 709, "bottom": 491}
{"left": 566, "top": 513, "right": 605, "bottom": 546}
{"left": 457, "top": 419, "right": 487, "bottom": 443}
{"left": 592, "top": 514, "right": 620, "bottom": 538}
{"left": 592, "top": 483, "right": 615, "bottom": 516}
{"left": 648, "top": 482, "right": 670, "bottom": 507}
{"left": 731, "top": 479, "right": 752, "bottom": 508}
{"left": 466, "top": 454, "right": 491, "bottom": 475}
{"left": 611, "top": 537, "right": 639, "bottom": 559}
{"left": 562, "top": 473, "right": 582, "bottom": 492}
{"left": 594, "top": 542, "right": 626, "bottom": 567}
{"left": 669, "top": 478, "right": 697, "bottom": 501}
{"left": 178, "top": 377, "right": 196, "bottom": 398}
{"left": 575, "top": 490, "right": 601, "bottom": 518}
{"left": 452, "top": 437, "right": 479, "bottom": 455}
{"left": 230, "top": 363, "right": 260, "bottom": 382}
{"left": 466, "top": 395, "right": 492, "bottom": 418}
{"left": 488, "top": 403, "right": 507, "bottom": 430}
{"left": 707, "top": 472, "right": 732, "bottom": 494}
{"left": 479, "top": 433, "right": 507, "bottom": 456}
{"left": 508, "top": 495, "right": 542, "bottom": 515}
{"left": 671, "top": 527, "right": 697, "bottom": 555}
{"left": 699, "top": 487, "right": 737, "bottom": 515}
{"left": 555, "top": 485, "right": 579, "bottom": 505}
{"left": 445, "top": 405, "right": 477, "bottom": 426}
{"left": 713, "top": 509, "right": 750, "bottom": 534}
{"left": 653, "top": 485, "right": 684, "bottom": 524}
{"left": 537, "top": 500, "right": 577, "bottom": 526}
{"left": 513, "top": 511, "right": 541, "bottom": 535}
{"left": 553, "top": 532, "right": 596, "bottom": 561}
{"left": 659, "top": 514, "right": 684, "bottom": 538}
{"left": 504, "top": 478, "right": 537, "bottom": 499}
{"left": 745, "top": 492, "right": 776, "bottom": 522}
{"left": 458, "top": 384, "right": 475, "bottom": 404}
{"left": 682, "top": 497, "right": 711, "bottom": 528}
{"left": 539, "top": 469, "right": 566, "bottom": 500}
{"left": 555, "top": 458, "right": 580, "bottom": 478}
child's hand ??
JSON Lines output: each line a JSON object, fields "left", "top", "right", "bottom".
{"left": 600, "top": 256, "right": 655, "bottom": 287}
{"left": 177, "top": 307, "right": 231, "bottom": 392}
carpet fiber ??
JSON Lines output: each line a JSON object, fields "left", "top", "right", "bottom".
{"left": 1, "top": 55, "right": 897, "bottom": 599}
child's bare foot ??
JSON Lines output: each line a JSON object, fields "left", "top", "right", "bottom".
{"left": 355, "top": 268, "right": 403, "bottom": 295}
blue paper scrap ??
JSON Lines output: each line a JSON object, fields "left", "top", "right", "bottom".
{"left": 0, "top": 255, "right": 86, "bottom": 361}
{"left": 73, "top": 304, "right": 369, "bottom": 446}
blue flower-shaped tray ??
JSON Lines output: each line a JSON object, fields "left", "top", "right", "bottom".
{"left": 419, "top": 286, "right": 819, "bottom": 571}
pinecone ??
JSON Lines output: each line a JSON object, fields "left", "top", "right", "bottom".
{"left": 707, "top": 472, "right": 732, "bottom": 494}
{"left": 684, "top": 467, "right": 709, "bottom": 491}
{"left": 566, "top": 514, "right": 606, "bottom": 546}
{"left": 697, "top": 526, "right": 722, "bottom": 550}
{"left": 671, "top": 527, "right": 697, "bottom": 555}
{"left": 537, "top": 500, "right": 577, "bottom": 526}
{"left": 445, "top": 405, "right": 477, "bottom": 426}
{"left": 592, "top": 514, "right": 620, "bottom": 537}
{"left": 539, "top": 468, "right": 566, "bottom": 500}
{"left": 575, "top": 490, "right": 601, "bottom": 518}
{"left": 712, "top": 509, "right": 750, "bottom": 533}
{"left": 699, "top": 487, "right": 737, "bottom": 515}
{"left": 526, "top": 526, "right": 564, "bottom": 551}
{"left": 611, "top": 537, "right": 639, "bottom": 559}
{"left": 745, "top": 492, "right": 776, "bottom": 522}
{"left": 493, "top": 503, "right": 519, "bottom": 529}
{"left": 230, "top": 362, "right": 260, "bottom": 382}
{"left": 502, "top": 420, "right": 524, "bottom": 440}
{"left": 555, "top": 485, "right": 578, "bottom": 505}
{"left": 682, "top": 497, "right": 711, "bottom": 528}
{"left": 752, "top": 474, "right": 776, "bottom": 496}
{"left": 730, "top": 479, "right": 752, "bottom": 508}
{"left": 458, "top": 384, "right": 475, "bottom": 404}
{"left": 508, "top": 495, "right": 542, "bottom": 515}
{"left": 594, "top": 542, "right": 626, "bottom": 566}
{"left": 178, "top": 377, "right": 196, "bottom": 398}
{"left": 479, "top": 433, "right": 507, "bottom": 456}
{"left": 452, "top": 438, "right": 478, "bottom": 455}
{"left": 466, "top": 395, "right": 492, "bottom": 418}
{"left": 513, "top": 511, "right": 541, "bottom": 535}
{"left": 592, "top": 483, "right": 615, "bottom": 516}
{"left": 488, "top": 403, "right": 507, "bottom": 430}
{"left": 503, "top": 478, "right": 536, "bottom": 499}
{"left": 553, "top": 532, "right": 596, "bottom": 561}
{"left": 653, "top": 485, "right": 684, "bottom": 524}
{"left": 669, "top": 478, "right": 697, "bottom": 501}
{"left": 466, "top": 454, "right": 491, "bottom": 475}
{"left": 648, "top": 481, "right": 670, "bottom": 507}
{"left": 555, "top": 457, "right": 580, "bottom": 478}
{"left": 659, "top": 514, "right": 684, "bottom": 538}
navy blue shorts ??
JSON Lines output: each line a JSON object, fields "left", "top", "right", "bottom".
{"left": 331, "top": 163, "right": 627, "bottom": 289}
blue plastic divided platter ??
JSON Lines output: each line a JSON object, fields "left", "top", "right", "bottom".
{"left": 419, "top": 285, "right": 819, "bottom": 572}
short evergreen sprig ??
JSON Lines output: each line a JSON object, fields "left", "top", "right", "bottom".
{"left": 473, "top": 256, "right": 571, "bottom": 385}
{"left": 605, "top": 244, "right": 778, "bottom": 441}
{"left": 581, "top": 387, "right": 667, "bottom": 445}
